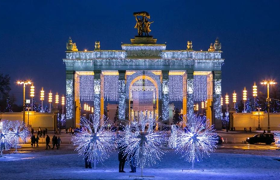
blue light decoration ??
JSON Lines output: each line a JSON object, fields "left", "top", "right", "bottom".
{"left": 104, "top": 75, "right": 119, "bottom": 101}
{"left": 80, "top": 75, "right": 95, "bottom": 101}
{"left": 169, "top": 114, "right": 218, "bottom": 169}
{"left": 118, "top": 112, "right": 165, "bottom": 176}
{"left": 169, "top": 75, "right": 183, "bottom": 101}
{"left": 193, "top": 75, "right": 207, "bottom": 101}
{"left": 72, "top": 116, "right": 116, "bottom": 169}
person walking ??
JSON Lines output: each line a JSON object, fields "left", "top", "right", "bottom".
{"left": 35, "top": 135, "right": 40, "bottom": 147}
{"left": 57, "top": 136, "right": 62, "bottom": 149}
{"left": 46, "top": 135, "right": 51, "bottom": 150}
{"left": 118, "top": 140, "right": 127, "bottom": 173}
{"left": 31, "top": 135, "right": 36, "bottom": 147}
{"left": 52, "top": 135, "right": 57, "bottom": 149}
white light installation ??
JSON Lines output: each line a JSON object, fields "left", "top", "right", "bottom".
{"left": 169, "top": 75, "right": 183, "bottom": 101}
{"left": 194, "top": 75, "right": 207, "bottom": 101}
{"left": 104, "top": 75, "right": 119, "bottom": 101}
{"left": 80, "top": 75, "right": 94, "bottom": 101}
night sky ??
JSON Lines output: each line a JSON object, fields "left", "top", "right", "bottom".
{"left": 0, "top": 0, "right": 280, "bottom": 105}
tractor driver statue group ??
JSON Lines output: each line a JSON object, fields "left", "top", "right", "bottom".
{"left": 134, "top": 11, "right": 154, "bottom": 37}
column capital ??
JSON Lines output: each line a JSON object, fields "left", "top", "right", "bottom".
{"left": 187, "top": 70, "right": 194, "bottom": 79}
{"left": 94, "top": 70, "right": 101, "bottom": 79}
{"left": 213, "top": 70, "right": 222, "bottom": 79}
{"left": 162, "top": 70, "right": 169, "bottom": 80}
{"left": 118, "top": 70, "right": 126, "bottom": 80}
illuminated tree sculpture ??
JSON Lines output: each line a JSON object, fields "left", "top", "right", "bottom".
{"left": 8, "top": 120, "right": 29, "bottom": 152}
{"left": 170, "top": 114, "right": 218, "bottom": 169}
{"left": 0, "top": 120, "right": 11, "bottom": 156}
{"left": 119, "top": 112, "right": 165, "bottom": 177}
{"left": 72, "top": 116, "right": 116, "bottom": 169}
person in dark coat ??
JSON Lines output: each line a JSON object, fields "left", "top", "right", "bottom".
{"left": 57, "top": 137, "right": 62, "bottom": 149}
{"left": 31, "top": 128, "right": 34, "bottom": 135}
{"left": 35, "top": 135, "right": 40, "bottom": 147}
{"left": 46, "top": 135, "right": 51, "bottom": 150}
{"left": 31, "top": 135, "right": 36, "bottom": 147}
{"left": 84, "top": 144, "right": 92, "bottom": 168}
{"left": 118, "top": 143, "right": 127, "bottom": 173}
{"left": 52, "top": 135, "right": 57, "bottom": 149}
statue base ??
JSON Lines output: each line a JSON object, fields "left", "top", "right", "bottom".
{"left": 131, "top": 36, "right": 157, "bottom": 44}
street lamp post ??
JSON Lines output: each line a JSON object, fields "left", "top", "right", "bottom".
{"left": 233, "top": 91, "right": 237, "bottom": 111}
{"left": 253, "top": 82, "right": 257, "bottom": 111}
{"left": 61, "top": 95, "right": 65, "bottom": 114}
{"left": 243, "top": 87, "right": 247, "bottom": 113}
{"left": 40, "top": 87, "right": 45, "bottom": 113}
{"left": 55, "top": 93, "right": 59, "bottom": 109}
{"left": 30, "top": 84, "right": 35, "bottom": 111}
{"left": 260, "top": 80, "right": 276, "bottom": 133}
{"left": 257, "top": 107, "right": 261, "bottom": 130}
{"left": 17, "top": 80, "right": 32, "bottom": 124}
{"left": 48, "top": 91, "right": 52, "bottom": 113}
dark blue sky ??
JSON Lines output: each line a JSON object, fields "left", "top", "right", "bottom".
{"left": 0, "top": 0, "right": 280, "bottom": 104}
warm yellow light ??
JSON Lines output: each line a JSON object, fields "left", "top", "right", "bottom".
{"left": 17, "top": 80, "right": 32, "bottom": 85}
{"left": 233, "top": 91, "right": 237, "bottom": 103}
{"left": 205, "top": 100, "right": 207, "bottom": 108}
{"left": 243, "top": 87, "right": 247, "bottom": 101}
{"left": 84, "top": 49, "right": 87, "bottom": 52}
{"left": 196, "top": 104, "right": 199, "bottom": 111}
{"left": 221, "top": 97, "right": 223, "bottom": 106}
{"left": 201, "top": 101, "right": 204, "bottom": 109}
{"left": 225, "top": 94, "right": 229, "bottom": 105}
{"left": 48, "top": 91, "right": 52, "bottom": 103}
{"left": 261, "top": 80, "right": 277, "bottom": 85}
{"left": 84, "top": 103, "right": 87, "bottom": 111}
{"left": 55, "top": 93, "right": 59, "bottom": 104}
{"left": 61, "top": 95, "right": 65, "bottom": 106}
{"left": 253, "top": 82, "right": 257, "bottom": 97}
{"left": 30, "top": 84, "right": 35, "bottom": 98}
{"left": 40, "top": 88, "right": 44, "bottom": 101}
{"left": 91, "top": 107, "right": 94, "bottom": 113}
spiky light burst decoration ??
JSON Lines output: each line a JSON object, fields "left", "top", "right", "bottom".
{"left": 72, "top": 116, "right": 116, "bottom": 168}
{"left": 170, "top": 115, "right": 218, "bottom": 168}
{"left": 0, "top": 120, "right": 29, "bottom": 154}
{"left": 119, "top": 112, "right": 165, "bottom": 173}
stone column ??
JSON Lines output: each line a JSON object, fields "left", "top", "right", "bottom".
{"left": 66, "top": 71, "right": 75, "bottom": 128}
{"left": 94, "top": 71, "right": 101, "bottom": 124}
{"left": 118, "top": 70, "right": 126, "bottom": 121}
{"left": 162, "top": 71, "right": 169, "bottom": 121}
{"left": 212, "top": 71, "right": 222, "bottom": 129}
{"left": 187, "top": 70, "right": 194, "bottom": 123}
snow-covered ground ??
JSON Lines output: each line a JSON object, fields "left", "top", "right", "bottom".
{"left": 1, "top": 147, "right": 280, "bottom": 180}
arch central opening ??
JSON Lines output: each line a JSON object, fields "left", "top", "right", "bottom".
{"left": 129, "top": 76, "right": 159, "bottom": 122}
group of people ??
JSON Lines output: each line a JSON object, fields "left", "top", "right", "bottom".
{"left": 30, "top": 135, "right": 40, "bottom": 147}
{"left": 45, "top": 135, "right": 61, "bottom": 150}
{"left": 31, "top": 127, "right": 47, "bottom": 138}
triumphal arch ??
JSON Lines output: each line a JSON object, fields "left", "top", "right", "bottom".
{"left": 63, "top": 12, "right": 224, "bottom": 128}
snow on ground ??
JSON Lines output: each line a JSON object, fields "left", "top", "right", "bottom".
{"left": 1, "top": 147, "right": 280, "bottom": 180}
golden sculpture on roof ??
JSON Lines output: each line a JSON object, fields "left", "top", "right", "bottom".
{"left": 134, "top": 11, "right": 154, "bottom": 37}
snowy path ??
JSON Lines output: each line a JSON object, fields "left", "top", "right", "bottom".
{"left": 1, "top": 148, "right": 280, "bottom": 180}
